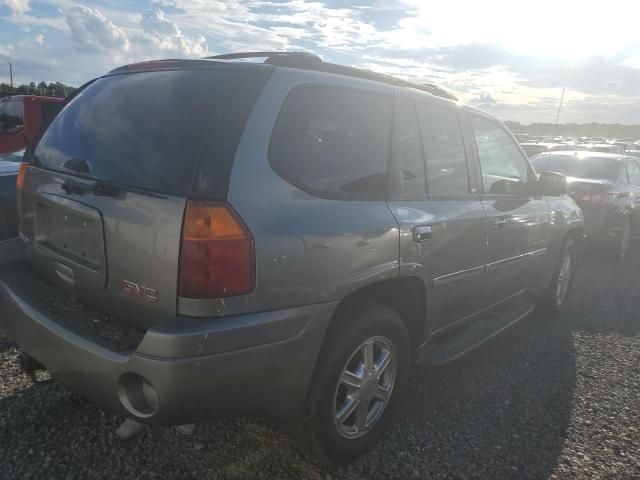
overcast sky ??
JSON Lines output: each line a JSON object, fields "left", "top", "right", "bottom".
{"left": 1, "top": 0, "right": 639, "bottom": 124}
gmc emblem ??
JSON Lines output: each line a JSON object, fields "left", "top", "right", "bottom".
{"left": 122, "top": 279, "right": 158, "bottom": 303}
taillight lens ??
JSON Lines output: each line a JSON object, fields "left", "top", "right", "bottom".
{"left": 573, "top": 192, "right": 620, "bottom": 205}
{"left": 178, "top": 201, "right": 255, "bottom": 299}
{"left": 16, "top": 162, "right": 28, "bottom": 191}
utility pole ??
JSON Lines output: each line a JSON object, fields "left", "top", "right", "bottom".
{"left": 8, "top": 62, "right": 13, "bottom": 91}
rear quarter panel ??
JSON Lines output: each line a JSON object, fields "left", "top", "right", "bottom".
{"left": 226, "top": 69, "right": 400, "bottom": 315}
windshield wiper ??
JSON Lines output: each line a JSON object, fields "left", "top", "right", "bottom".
{"left": 61, "top": 178, "right": 119, "bottom": 197}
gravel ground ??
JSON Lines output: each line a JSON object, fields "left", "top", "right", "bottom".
{"left": 1, "top": 249, "right": 640, "bottom": 479}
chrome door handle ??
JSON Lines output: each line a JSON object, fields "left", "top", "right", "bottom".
{"left": 413, "top": 225, "right": 433, "bottom": 242}
{"left": 492, "top": 217, "right": 507, "bottom": 229}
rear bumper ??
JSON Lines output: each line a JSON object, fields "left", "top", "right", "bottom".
{"left": 0, "top": 240, "right": 335, "bottom": 425}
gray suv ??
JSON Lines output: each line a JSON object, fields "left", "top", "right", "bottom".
{"left": 0, "top": 52, "right": 584, "bottom": 462}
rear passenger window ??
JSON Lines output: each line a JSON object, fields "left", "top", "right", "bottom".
{"left": 397, "top": 100, "right": 426, "bottom": 196}
{"left": 415, "top": 103, "right": 469, "bottom": 195}
{"left": 269, "top": 86, "right": 392, "bottom": 199}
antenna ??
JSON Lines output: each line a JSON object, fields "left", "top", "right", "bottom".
{"left": 546, "top": 88, "right": 565, "bottom": 171}
{"left": 554, "top": 88, "right": 565, "bottom": 132}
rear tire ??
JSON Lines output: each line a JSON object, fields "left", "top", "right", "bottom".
{"left": 538, "top": 237, "right": 576, "bottom": 316}
{"left": 298, "top": 300, "right": 410, "bottom": 464}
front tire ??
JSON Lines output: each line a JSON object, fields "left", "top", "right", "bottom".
{"left": 300, "top": 300, "right": 410, "bottom": 464}
{"left": 538, "top": 237, "right": 576, "bottom": 315}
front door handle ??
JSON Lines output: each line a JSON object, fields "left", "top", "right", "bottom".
{"left": 492, "top": 217, "right": 507, "bottom": 229}
{"left": 413, "top": 225, "right": 433, "bottom": 242}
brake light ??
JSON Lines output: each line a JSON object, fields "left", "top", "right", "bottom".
{"left": 572, "top": 192, "right": 621, "bottom": 205}
{"left": 178, "top": 201, "right": 255, "bottom": 299}
{"left": 16, "top": 162, "right": 28, "bottom": 191}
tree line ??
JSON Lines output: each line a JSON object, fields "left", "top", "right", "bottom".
{"left": 0, "top": 81, "right": 76, "bottom": 98}
{"left": 505, "top": 121, "right": 640, "bottom": 141}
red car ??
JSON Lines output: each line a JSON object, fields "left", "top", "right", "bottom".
{"left": 0, "top": 95, "right": 64, "bottom": 155}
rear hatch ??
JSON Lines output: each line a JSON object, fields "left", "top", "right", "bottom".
{"left": 566, "top": 177, "right": 616, "bottom": 227}
{"left": 20, "top": 63, "right": 270, "bottom": 328}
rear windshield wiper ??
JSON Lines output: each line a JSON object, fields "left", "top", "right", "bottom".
{"left": 61, "top": 178, "right": 120, "bottom": 197}
{"left": 60, "top": 178, "right": 166, "bottom": 199}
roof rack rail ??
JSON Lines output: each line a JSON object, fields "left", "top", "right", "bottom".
{"left": 204, "top": 51, "right": 322, "bottom": 64}
{"left": 204, "top": 51, "right": 457, "bottom": 101}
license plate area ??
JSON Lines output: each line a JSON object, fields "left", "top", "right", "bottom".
{"left": 34, "top": 193, "right": 107, "bottom": 288}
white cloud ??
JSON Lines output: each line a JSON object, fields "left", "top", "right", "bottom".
{"left": 0, "top": 44, "right": 16, "bottom": 57}
{"left": 140, "top": 8, "right": 179, "bottom": 36}
{"left": 0, "top": 0, "right": 29, "bottom": 14}
{"left": 66, "top": 6, "right": 129, "bottom": 55}
{"left": 135, "top": 8, "right": 208, "bottom": 57}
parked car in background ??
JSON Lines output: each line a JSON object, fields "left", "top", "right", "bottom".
{"left": 576, "top": 143, "right": 625, "bottom": 155}
{"left": 520, "top": 142, "right": 573, "bottom": 157}
{"left": 532, "top": 151, "right": 640, "bottom": 258}
{"left": 0, "top": 95, "right": 64, "bottom": 155}
{"left": 0, "top": 149, "right": 22, "bottom": 240}
{"left": 0, "top": 52, "right": 584, "bottom": 463}
{"left": 625, "top": 150, "right": 640, "bottom": 158}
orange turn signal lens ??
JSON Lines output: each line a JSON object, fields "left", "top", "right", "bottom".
{"left": 182, "top": 202, "right": 248, "bottom": 240}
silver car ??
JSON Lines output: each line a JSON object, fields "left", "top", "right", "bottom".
{"left": 0, "top": 52, "right": 584, "bottom": 463}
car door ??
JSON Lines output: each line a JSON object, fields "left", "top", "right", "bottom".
{"left": 625, "top": 158, "right": 640, "bottom": 238}
{"left": 465, "top": 110, "right": 551, "bottom": 305}
{"left": 387, "top": 95, "right": 489, "bottom": 336}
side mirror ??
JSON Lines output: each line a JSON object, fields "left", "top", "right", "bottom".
{"left": 536, "top": 171, "right": 567, "bottom": 196}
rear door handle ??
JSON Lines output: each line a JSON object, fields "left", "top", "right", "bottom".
{"left": 492, "top": 217, "right": 507, "bottom": 229}
{"left": 413, "top": 225, "right": 433, "bottom": 242}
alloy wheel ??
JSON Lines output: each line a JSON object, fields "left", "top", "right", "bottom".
{"left": 333, "top": 336, "right": 397, "bottom": 439}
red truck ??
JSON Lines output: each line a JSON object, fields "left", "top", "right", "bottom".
{"left": 0, "top": 95, "right": 64, "bottom": 154}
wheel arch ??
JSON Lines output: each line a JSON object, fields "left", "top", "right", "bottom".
{"left": 322, "top": 276, "right": 427, "bottom": 361}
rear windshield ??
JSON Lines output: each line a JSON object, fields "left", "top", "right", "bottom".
{"left": 33, "top": 67, "right": 267, "bottom": 196}
{"left": 532, "top": 154, "right": 622, "bottom": 181}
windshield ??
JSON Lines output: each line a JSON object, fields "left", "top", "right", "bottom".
{"left": 33, "top": 68, "right": 254, "bottom": 196}
{"left": 532, "top": 154, "right": 622, "bottom": 181}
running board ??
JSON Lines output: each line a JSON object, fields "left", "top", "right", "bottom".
{"left": 417, "top": 294, "right": 536, "bottom": 366}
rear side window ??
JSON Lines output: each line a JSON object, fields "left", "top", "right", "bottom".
{"left": 396, "top": 99, "right": 426, "bottom": 196}
{"left": 269, "top": 85, "right": 392, "bottom": 199}
{"left": 33, "top": 67, "right": 268, "bottom": 197}
{"left": 415, "top": 102, "right": 469, "bottom": 195}
{"left": 0, "top": 98, "right": 23, "bottom": 131}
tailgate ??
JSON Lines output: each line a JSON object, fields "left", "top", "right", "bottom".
{"left": 22, "top": 168, "right": 186, "bottom": 329}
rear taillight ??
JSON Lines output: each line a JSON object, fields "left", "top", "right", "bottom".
{"left": 16, "top": 162, "right": 28, "bottom": 224}
{"left": 572, "top": 192, "right": 621, "bottom": 205}
{"left": 16, "top": 162, "right": 28, "bottom": 191}
{"left": 178, "top": 201, "right": 255, "bottom": 299}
